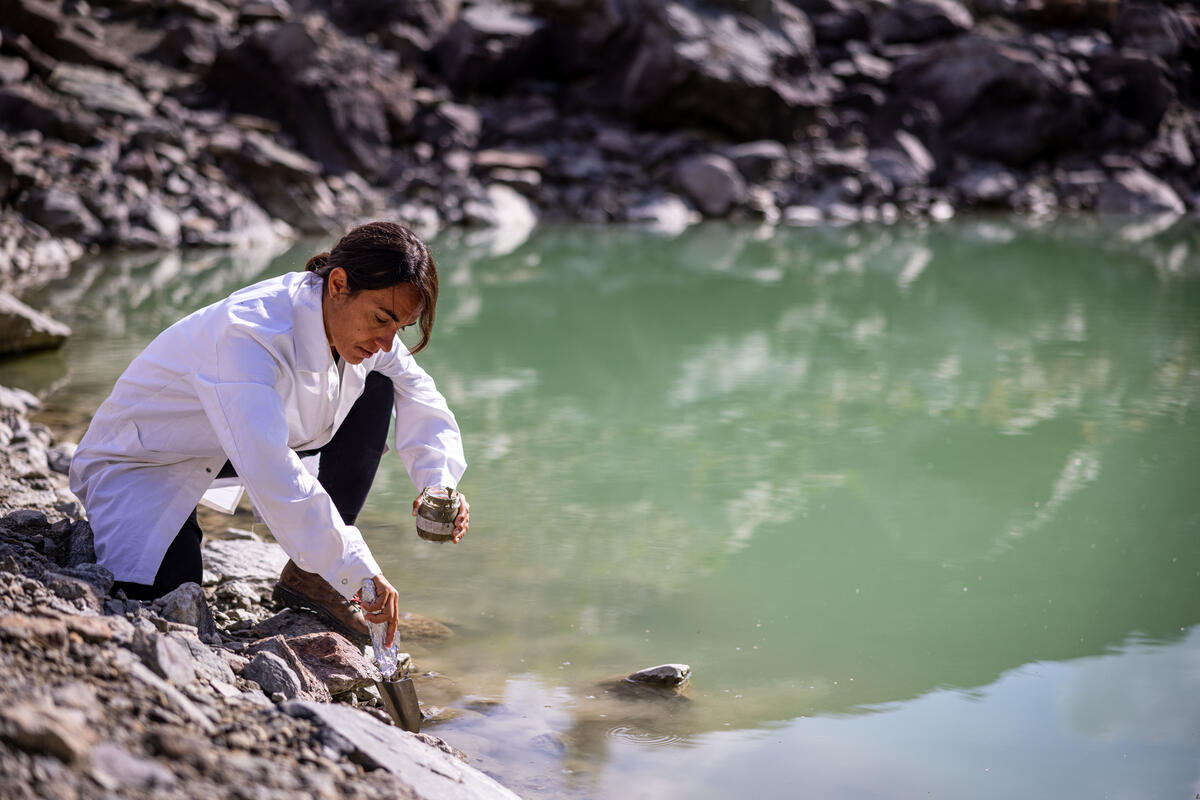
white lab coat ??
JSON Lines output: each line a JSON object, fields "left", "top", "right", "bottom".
{"left": 69, "top": 271, "right": 467, "bottom": 598}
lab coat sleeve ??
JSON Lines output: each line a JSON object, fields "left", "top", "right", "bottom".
{"left": 192, "top": 328, "right": 380, "bottom": 600}
{"left": 372, "top": 343, "right": 467, "bottom": 493}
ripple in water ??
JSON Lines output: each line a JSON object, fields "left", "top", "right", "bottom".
{"left": 606, "top": 725, "right": 683, "bottom": 746}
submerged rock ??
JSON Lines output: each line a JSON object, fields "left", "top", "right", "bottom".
{"left": 0, "top": 291, "right": 71, "bottom": 356}
{"left": 627, "top": 663, "right": 692, "bottom": 687}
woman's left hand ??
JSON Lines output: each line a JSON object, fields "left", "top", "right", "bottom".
{"left": 412, "top": 491, "right": 471, "bottom": 543}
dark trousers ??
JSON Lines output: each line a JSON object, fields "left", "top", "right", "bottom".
{"left": 115, "top": 371, "right": 394, "bottom": 601}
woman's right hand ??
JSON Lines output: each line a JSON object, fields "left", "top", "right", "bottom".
{"left": 360, "top": 573, "right": 400, "bottom": 648}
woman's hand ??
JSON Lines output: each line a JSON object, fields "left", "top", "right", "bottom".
{"left": 411, "top": 491, "right": 471, "bottom": 543}
{"left": 360, "top": 573, "right": 400, "bottom": 648}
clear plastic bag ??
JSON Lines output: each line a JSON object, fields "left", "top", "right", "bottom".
{"left": 360, "top": 578, "right": 400, "bottom": 680}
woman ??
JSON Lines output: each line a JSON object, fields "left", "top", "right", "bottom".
{"left": 69, "top": 222, "right": 469, "bottom": 648}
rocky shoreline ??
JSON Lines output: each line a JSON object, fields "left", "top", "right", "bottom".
{"left": 2, "top": 0, "right": 1199, "bottom": 289}
{"left": 0, "top": 384, "right": 523, "bottom": 800}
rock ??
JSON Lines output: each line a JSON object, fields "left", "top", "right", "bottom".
{"left": 89, "top": 743, "right": 178, "bottom": 791}
{"left": 625, "top": 192, "right": 700, "bottom": 235}
{"left": 48, "top": 63, "right": 154, "bottom": 118}
{"left": 42, "top": 571, "right": 104, "bottom": 612}
{"left": 244, "top": 634, "right": 332, "bottom": 702}
{"left": 132, "top": 627, "right": 197, "bottom": 685}
{"left": 627, "top": 663, "right": 692, "bottom": 687}
{"left": 0, "top": 56, "right": 29, "bottom": 85}
{"left": 541, "top": 1, "right": 830, "bottom": 140}
{"left": 168, "top": 631, "right": 237, "bottom": 685}
{"left": 0, "top": 612, "right": 68, "bottom": 649}
{"left": 1086, "top": 53, "right": 1175, "bottom": 145}
{"left": 1114, "top": 1, "right": 1193, "bottom": 60}
{"left": 63, "top": 519, "right": 95, "bottom": 568}
{"left": 46, "top": 442, "right": 75, "bottom": 475}
{"left": 1096, "top": 168, "right": 1186, "bottom": 215}
{"left": 19, "top": 187, "right": 103, "bottom": 242}
{"left": 204, "top": 19, "right": 414, "bottom": 179}
{"left": 674, "top": 154, "right": 746, "bottom": 217}
{"left": 721, "top": 140, "right": 789, "bottom": 183}
{"left": 117, "top": 649, "right": 216, "bottom": 733}
{"left": 286, "top": 631, "right": 381, "bottom": 694}
{"left": 432, "top": 4, "right": 548, "bottom": 94}
{"left": 874, "top": 0, "right": 973, "bottom": 44}
{"left": 251, "top": 608, "right": 338, "bottom": 639}
{"left": 153, "top": 581, "right": 217, "bottom": 638}
{"left": 954, "top": 163, "right": 1019, "bottom": 206}
{"left": 890, "top": 34, "right": 1093, "bottom": 165}
{"left": 62, "top": 612, "right": 133, "bottom": 643}
{"left": 0, "top": 289, "right": 71, "bottom": 355}
{"left": 0, "top": 84, "right": 99, "bottom": 144}
{"left": 201, "top": 538, "right": 288, "bottom": 583}
{"left": 243, "top": 650, "right": 304, "bottom": 700}
{"left": 0, "top": 698, "right": 95, "bottom": 763}
{"left": 282, "top": 699, "right": 524, "bottom": 799}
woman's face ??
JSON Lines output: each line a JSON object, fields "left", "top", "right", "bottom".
{"left": 323, "top": 268, "right": 423, "bottom": 364}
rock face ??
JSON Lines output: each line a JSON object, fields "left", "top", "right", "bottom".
{"left": 1, "top": 0, "right": 1198, "bottom": 289}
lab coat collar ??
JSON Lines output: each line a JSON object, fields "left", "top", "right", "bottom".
{"left": 291, "top": 273, "right": 336, "bottom": 372}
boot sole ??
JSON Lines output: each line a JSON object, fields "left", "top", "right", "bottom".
{"left": 271, "top": 582, "right": 371, "bottom": 646}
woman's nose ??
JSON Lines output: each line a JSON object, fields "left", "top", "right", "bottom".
{"left": 377, "top": 334, "right": 393, "bottom": 353}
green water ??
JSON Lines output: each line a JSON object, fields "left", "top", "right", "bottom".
{"left": 4, "top": 218, "right": 1199, "bottom": 798}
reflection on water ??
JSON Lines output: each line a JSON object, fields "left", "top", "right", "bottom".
{"left": 3, "top": 218, "right": 1198, "bottom": 798}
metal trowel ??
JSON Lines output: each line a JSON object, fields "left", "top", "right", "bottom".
{"left": 377, "top": 671, "right": 422, "bottom": 732}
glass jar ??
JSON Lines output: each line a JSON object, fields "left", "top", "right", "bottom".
{"left": 415, "top": 486, "right": 460, "bottom": 542}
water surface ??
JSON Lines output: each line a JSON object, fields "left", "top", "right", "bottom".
{"left": 5, "top": 218, "right": 1199, "bottom": 799}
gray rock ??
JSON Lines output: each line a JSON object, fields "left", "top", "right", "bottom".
{"left": 117, "top": 649, "right": 216, "bottom": 733}
{"left": 283, "top": 699, "right": 523, "bottom": 799}
{"left": 46, "top": 442, "right": 75, "bottom": 475}
{"left": 20, "top": 187, "right": 103, "bottom": 242}
{"left": 132, "top": 628, "right": 197, "bottom": 685}
{"left": 721, "top": 140, "right": 789, "bottom": 183}
{"left": 432, "top": 4, "right": 548, "bottom": 94}
{"left": 0, "top": 292, "right": 70, "bottom": 355}
{"left": 153, "top": 581, "right": 217, "bottom": 638}
{"left": 48, "top": 63, "right": 154, "bottom": 118}
{"left": 89, "top": 743, "right": 178, "bottom": 791}
{"left": 955, "top": 163, "right": 1020, "bottom": 206}
{"left": 243, "top": 650, "right": 304, "bottom": 700}
{"left": 42, "top": 572, "right": 104, "bottom": 613}
{"left": 57, "top": 562, "right": 115, "bottom": 596}
{"left": 674, "top": 154, "right": 746, "bottom": 217}
{"left": 0, "top": 699, "right": 95, "bottom": 763}
{"left": 64, "top": 520, "right": 96, "bottom": 568}
{"left": 202, "top": 538, "right": 288, "bottom": 583}
{"left": 627, "top": 663, "right": 692, "bottom": 687}
{"left": 169, "top": 631, "right": 237, "bottom": 685}
{"left": 875, "top": 0, "right": 973, "bottom": 44}
{"left": 1096, "top": 168, "right": 1186, "bottom": 215}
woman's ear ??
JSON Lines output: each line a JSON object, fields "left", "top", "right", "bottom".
{"left": 328, "top": 266, "right": 348, "bottom": 298}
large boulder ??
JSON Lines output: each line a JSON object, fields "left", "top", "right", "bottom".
{"left": 0, "top": 291, "right": 70, "bottom": 356}
{"left": 204, "top": 19, "right": 415, "bottom": 180}
{"left": 533, "top": 0, "right": 832, "bottom": 140}
{"left": 1085, "top": 53, "right": 1175, "bottom": 145}
{"left": 873, "top": 0, "right": 973, "bottom": 44}
{"left": 432, "top": 4, "right": 550, "bottom": 94}
{"left": 890, "top": 34, "right": 1095, "bottom": 165}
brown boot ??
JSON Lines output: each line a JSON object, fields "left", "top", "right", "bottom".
{"left": 271, "top": 559, "right": 371, "bottom": 646}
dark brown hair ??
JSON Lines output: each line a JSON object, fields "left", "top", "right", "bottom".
{"left": 306, "top": 221, "right": 439, "bottom": 354}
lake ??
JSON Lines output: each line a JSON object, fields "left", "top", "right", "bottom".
{"left": 4, "top": 217, "right": 1199, "bottom": 799}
